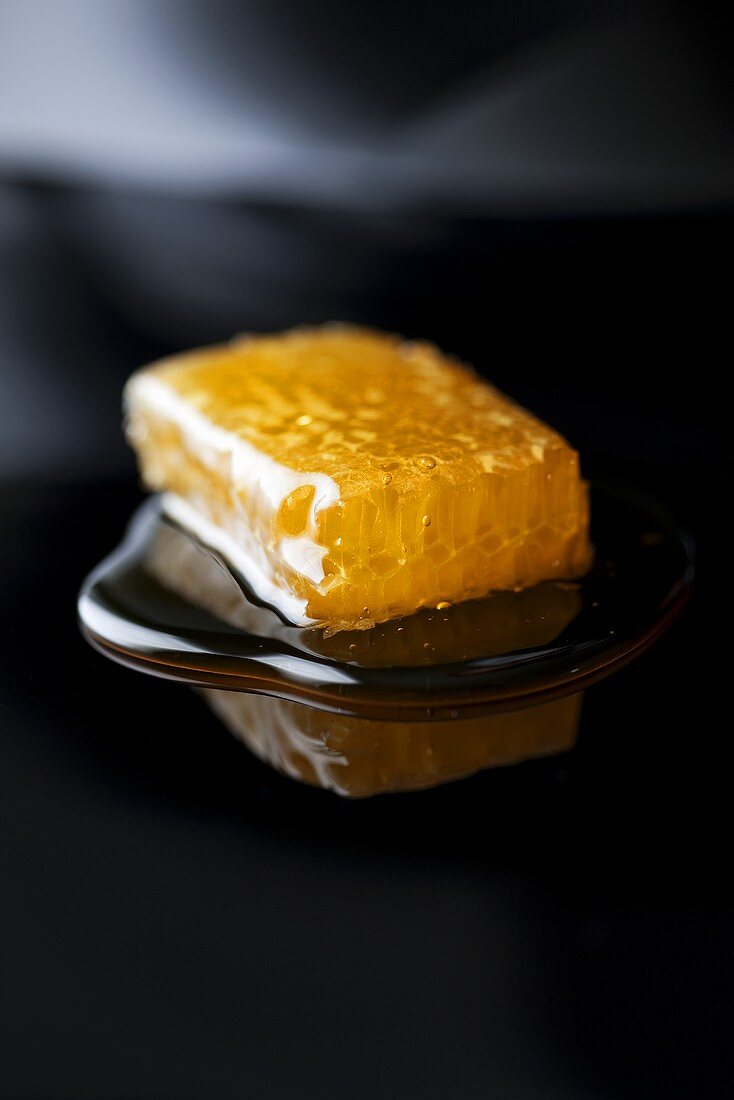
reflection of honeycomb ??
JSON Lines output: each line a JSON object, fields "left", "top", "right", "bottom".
{"left": 126, "top": 325, "right": 591, "bottom": 631}
{"left": 205, "top": 690, "right": 583, "bottom": 798}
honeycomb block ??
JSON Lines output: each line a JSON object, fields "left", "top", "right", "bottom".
{"left": 125, "top": 325, "right": 591, "bottom": 631}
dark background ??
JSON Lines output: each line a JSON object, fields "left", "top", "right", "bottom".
{"left": 1, "top": 2, "right": 732, "bottom": 1097}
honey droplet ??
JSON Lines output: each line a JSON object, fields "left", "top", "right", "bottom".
{"left": 361, "top": 607, "right": 370, "bottom": 617}
{"left": 421, "top": 515, "right": 431, "bottom": 527}
{"left": 415, "top": 454, "right": 436, "bottom": 470}
{"left": 382, "top": 473, "right": 392, "bottom": 486}
{"left": 295, "top": 414, "right": 313, "bottom": 426}
{"left": 436, "top": 600, "right": 451, "bottom": 610}
{"left": 349, "top": 643, "right": 357, "bottom": 651}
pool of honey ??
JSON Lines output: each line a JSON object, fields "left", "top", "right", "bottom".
{"left": 78, "top": 481, "right": 693, "bottom": 795}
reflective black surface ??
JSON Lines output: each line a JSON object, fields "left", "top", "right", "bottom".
{"left": 79, "top": 481, "right": 693, "bottom": 719}
{"left": 2, "top": 0, "right": 732, "bottom": 1086}
{"left": 1, "top": 479, "right": 731, "bottom": 1097}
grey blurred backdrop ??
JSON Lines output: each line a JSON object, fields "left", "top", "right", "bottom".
{"left": 0, "top": 0, "right": 731, "bottom": 484}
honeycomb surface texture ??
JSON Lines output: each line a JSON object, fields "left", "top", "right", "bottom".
{"left": 125, "top": 325, "right": 591, "bottom": 630}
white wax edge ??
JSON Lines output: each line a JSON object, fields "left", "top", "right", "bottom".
{"left": 280, "top": 535, "right": 329, "bottom": 585}
{"left": 161, "top": 492, "right": 318, "bottom": 627}
{"left": 125, "top": 373, "right": 340, "bottom": 518}
{"left": 125, "top": 371, "right": 342, "bottom": 626}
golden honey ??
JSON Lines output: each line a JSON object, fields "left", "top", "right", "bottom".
{"left": 126, "top": 325, "right": 590, "bottom": 631}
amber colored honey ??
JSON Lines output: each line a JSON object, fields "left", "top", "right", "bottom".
{"left": 127, "top": 325, "right": 591, "bottom": 630}
{"left": 145, "top": 517, "right": 582, "bottom": 668}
